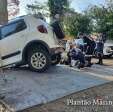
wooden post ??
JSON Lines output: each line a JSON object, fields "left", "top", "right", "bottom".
{"left": 0, "top": 0, "right": 8, "bottom": 25}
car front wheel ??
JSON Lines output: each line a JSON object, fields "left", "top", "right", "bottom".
{"left": 28, "top": 47, "right": 51, "bottom": 72}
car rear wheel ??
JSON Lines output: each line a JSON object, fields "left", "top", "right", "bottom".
{"left": 51, "top": 54, "right": 61, "bottom": 65}
{"left": 28, "top": 47, "right": 51, "bottom": 72}
{"left": 0, "top": 100, "right": 13, "bottom": 112}
{"left": 104, "top": 54, "right": 112, "bottom": 58}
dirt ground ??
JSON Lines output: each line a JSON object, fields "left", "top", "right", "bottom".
{"left": 92, "top": 57, "right": 113, "bottom": 66}
{"left": 19, "top": 58, "right": 113, "bottom": 112}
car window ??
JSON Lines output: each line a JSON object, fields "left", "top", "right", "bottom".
{"left": 1, "top": 20, "right": 27, "bottom": 39}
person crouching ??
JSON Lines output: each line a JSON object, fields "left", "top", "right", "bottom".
{"left": 69, "top": 43, "right": 85, "bottom": 69}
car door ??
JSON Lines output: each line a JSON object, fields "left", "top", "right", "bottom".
{"left": 0, "top": 19, "right": 27, "bottom": 66}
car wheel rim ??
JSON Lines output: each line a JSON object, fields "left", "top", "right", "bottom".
{"left": 31, "top": 52, "right": 47, "bottom": 70}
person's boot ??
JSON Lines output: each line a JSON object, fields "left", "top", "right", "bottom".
{"left": 96, "top": 62, "right": 100, "bottom": 64}
{"left": 96, "top": 59, "right": 103, "bottom": 65}
{"left": 86, "top": 60, "right": 93, "bottom": 67}
{"left": 86, "top": 63, "right": 93, "bottom": 67}
{"left": 77, "top": 63, "right": 85, "bottom": 69}
{"left": 99, "top": 59, "right": 103, "bottom": 65}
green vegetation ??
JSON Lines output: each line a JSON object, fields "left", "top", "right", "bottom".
{"left": 48, "top": 0, "right": 69, "bottom": 19}
{"left": 86, "top": 1, "right": 113, "bottom": 39}
{"left": 63, "top": 12, "right": 92, "bottom": 37}
{"left": 26, "top": 0, "right": 92, "bottom": 38}
{"left": 27, "top": 1, "right": 49, "bottom": 17}
{"left": 0, "top": 0, "right": 113, "bottom": 39}
{"left": 26, "top": 0, "right": 113, "bottom": 39}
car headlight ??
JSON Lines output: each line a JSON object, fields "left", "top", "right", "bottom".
{"left": 106, "top": 47, "right": 112, "bottom": 53}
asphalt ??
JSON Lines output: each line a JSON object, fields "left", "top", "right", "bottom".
{"left": 0, "top": 64, "right": 113, "bottom": 111}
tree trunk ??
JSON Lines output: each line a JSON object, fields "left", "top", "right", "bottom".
{"left": 0, "top": 0, "right": 8, "bottom": 25}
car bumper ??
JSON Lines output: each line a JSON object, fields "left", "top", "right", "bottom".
{"left": 50, "top": 47, "right": 65, "bottom": 56}
{"left": 104, "top": 47, "right": 113, "bottom": 55}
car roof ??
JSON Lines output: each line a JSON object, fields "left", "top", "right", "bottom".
{"left": 0, "top": 14, "right": 45, "bottom": 28}
{"left": 8, "top": 15, "right": 26, "bottom": 24}
{"left": 0, "top": 15, "right": 27, "bottom": 28}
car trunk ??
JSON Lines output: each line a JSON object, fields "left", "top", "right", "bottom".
{"left": 51, "top": 21, "right": 65, "bottom": 40}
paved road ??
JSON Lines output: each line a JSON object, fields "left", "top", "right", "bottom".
{"left": 0, "top": 64, "right": 113, "bottom": 111}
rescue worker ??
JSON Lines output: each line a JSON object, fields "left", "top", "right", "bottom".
{"left": 74, "top": 33, "right": 84, "bottom": 52}
{"left": 83, "top": 34, "right": 96, "bottom": 67}
{"left": 95, "top": 33, "right": 106, "bottom": 65}
{"left": 66, "top": 40, "right": 72, "bottom": 65}
{"left": 69, "top": 43, "right": 85, "bottom": 69}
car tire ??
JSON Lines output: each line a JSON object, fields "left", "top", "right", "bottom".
{"left": 108, "top": 54, "right": 112, "bottom": 58}
{"left": 105, "top": 54, "right": 112, "bottom": 58}
{"left": 0, "top": 100, "right": 13, "bottom": 112}
{"left": 28, "top": 47, "right": 51, "bottom": 72}
{"left": 52, "top": 54, "right": 61, "bottom": 65}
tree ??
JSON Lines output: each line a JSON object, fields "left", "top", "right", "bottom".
{"left": 63, "top": 12, "right": 92, "bottom": 37}
{"left": 86, "top": 6, "right": 108, "bottom": 32}
{"left": 0, "top": 0, "right": 8, "bottom": 25}
{"left": 26, "top": 1, "right": 49, "bottom": 18}
{"left": 26, "top": 0, "right": 70, "bottom": 22}
{"left": 48, "top": 0, "right": 69, "bottom": 19}
{"left": 86, "top": 3, "right": 113, "bottom": 39}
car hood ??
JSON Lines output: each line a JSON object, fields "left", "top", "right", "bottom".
{"left": 104, "top": 43, "right": 113, "bottom": 47}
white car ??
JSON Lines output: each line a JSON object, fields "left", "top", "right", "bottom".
{"left": 103, "top": 42, "right": 113, "bottom": 57}
{"left": 0, "top": 15, "right": 64, "bottom": 72}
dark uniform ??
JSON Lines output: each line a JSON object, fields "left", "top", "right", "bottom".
{"left": 95, "top": 33, "right": 107, "bottom": 65}
{"left": 96, "top": 42, "right": 104, "bottom": 64}
{"left": 83, "top": 36, "right": 96, "bottom": 67}
{"left": 69, "top": 47, "right": 85, "bottom": 68}
{"left": 96, "top": 33, "right": 107, "bottom": 65}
